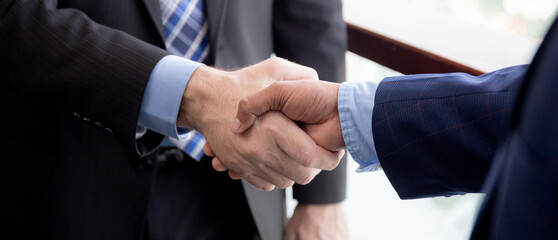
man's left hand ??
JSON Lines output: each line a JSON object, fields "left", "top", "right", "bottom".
{"left": 285, "top": 203, "right": 349, "bottom": 240}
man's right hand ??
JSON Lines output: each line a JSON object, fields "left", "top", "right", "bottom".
{"left": 176, "top": 58, "right": 343, "bottom": 191}
{"left": 232, "top": 80, "right": 345, "bottom": 152}
{"left": 207, "top": 80, "right": 346, "bottom": 181}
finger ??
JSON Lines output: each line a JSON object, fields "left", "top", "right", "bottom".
{"left": 229, "top": 170, "right": 242, "bottom": 180}
{"left": 203, "top": 143, "right": 215, "bottom": 156}
{"left": 336, "top": 149, "right": 346, "bottom": 160}
{"left": 260, "top": 164, "right": 295, "bottom": 189}
{"left": 275, "top": 115, "right": 342, "bottom": 172}
{"left": 254, "top": 113, "right": 322, "bottom": 184}
{"left": 211, "top": 157, "right": 228, "bottom": 172}
{"left": 265, "top": 57, "right": 319, "bottom": 81}
{"left": 245, "top": 159, "right": 296, "bottom": 189}
{"left": 232, "top": 83, "right": 289, "bottom": 133}
{"left": 231, "top": 98, "right": 258, "bottom": 133}
{"left": 284, "top": 227, "right": 296, "bottom": 240}
{"left": 216, "top": 153, "right": 292, "bottom": 188}
{"left": 244, "top": 175, "right": 276, "bottom": 191}
{"left": 232, "top": 58, "right": 319, "bottom": 134}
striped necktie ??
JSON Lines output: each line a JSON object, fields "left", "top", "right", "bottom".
{"left": 159, "top": 0, "right": 210, "bottom": 161}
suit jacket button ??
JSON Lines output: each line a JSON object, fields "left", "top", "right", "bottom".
{"left": 82, "top": 117, "right": 91, "bottom": 124}
{"left": 103, "top": 127, "right": 114, "bottom": 138}
{"left": 93, "top": 122, "right": 102, "bottom": 129}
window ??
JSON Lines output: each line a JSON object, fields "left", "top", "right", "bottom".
{"left": 341, "top": 1, "right": 557, "bottom": 239}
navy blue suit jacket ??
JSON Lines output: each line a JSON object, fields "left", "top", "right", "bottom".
{"left": 373, "top": 20, "right": 558, "bottom": 239}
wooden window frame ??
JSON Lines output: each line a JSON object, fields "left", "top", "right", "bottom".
{"left": 347, "top": 23, "right": 485, "bottom": 76}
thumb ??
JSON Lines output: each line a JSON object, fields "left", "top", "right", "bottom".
{"left": 231, "top": 98, "right": 259, "bottom": 133}
{"left": 231, "top": 83, "right": 288, "bottom": 133}
{"left": 211, "top": 157, "right": 228, "bottom": 171}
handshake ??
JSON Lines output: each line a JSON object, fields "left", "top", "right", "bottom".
{"left": 177, "top": 57, "right": 346, "bottom": 191}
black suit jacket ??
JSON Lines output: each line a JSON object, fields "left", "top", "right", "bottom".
{"left": 371, "top": 18, "right": 558, "bottom": 239}
{"left": 0, "top": 0, "right": 346, "bottom": 239}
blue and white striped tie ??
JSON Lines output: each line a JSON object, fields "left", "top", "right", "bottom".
{"left": 159, "top": 0, "right": 210, "bottom": 161}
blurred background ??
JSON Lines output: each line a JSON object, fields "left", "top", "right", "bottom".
{"left": 288, "top": 0, "right": 557, "bottom": 239}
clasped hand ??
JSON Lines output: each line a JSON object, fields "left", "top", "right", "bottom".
{"left": 178, "top": 58, "right": 343, "bottom": 191}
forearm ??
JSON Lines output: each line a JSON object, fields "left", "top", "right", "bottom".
{"left": 0, "top": 0, "right": 168, "bottom": 149}
{"left": 374, "top": 65, "right": 528, "bottom": 199}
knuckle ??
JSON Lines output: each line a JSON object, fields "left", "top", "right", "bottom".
{"left": 245, "top": 175, "right": 261, "bottom": 188}
{"left": 266, "top": 57, "right": 289, "bottom": 76}
{"left": 260, "top": 120, "right": 278, "bottom": 134}
{"left": 297, "top": 172, "right": 314, "bottom": 185}
{"left": 268, "top": 81, "right": 281, "bottom": 90}
{"left": 325, "top": 152, "right": 344, "bottom": 170}
{"left": 269, "top": 57, "right": 285, "bottom": 65}
{"left": 327, "top": 158, "right": 341, "bottom": 171}
{"left": 309, "top": 68, "right": 319, "bottom": 80}
{"left": 237, "top": 171, "right": 248, "bottom": 180}
{"left": 248, "top": 179, "right": 275, "bottom": 192}
{"left": 297, "top": 151, "right": 314, "bottom": 168}
{"left": 246, "top": 144, "right": 262, "bottom": 158}
{"left": 322, "top": 159, "right": 337, "bottom": 171}
{"left": 237, "top": 98, "right": 254, "bottom": 120}
{"left": 238, "top": 97, "right": 250, "bottom": 111}
{"left": 264, "top": 184, "right": 276, "bottom": 191}
{"left": 278, "top": 180, "right": 294, "bottom": 189}
{"left": 267, "top": 57, "right": 282, "bottom": 69}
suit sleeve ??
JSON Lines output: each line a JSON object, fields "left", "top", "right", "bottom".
{"left": 373, "top": 65, "right": 528, "bottom": 199}
{"left": 0, "top": 0, "right": 170, "bottom": 152}
{"left": 273, "top": 0, "right": 347, "bottom": 204}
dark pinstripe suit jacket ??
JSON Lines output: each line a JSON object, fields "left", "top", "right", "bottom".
{"left": 372, "top": 19, "right": 558, "bottom": 239}
{"left": 0, "top": 0, "right": 347, "bottom": 239}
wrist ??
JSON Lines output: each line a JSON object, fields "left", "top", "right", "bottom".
{"left": 177, "top": 66, "right": 259, "bottom": 134}
{"left": 177, "top": 66, "right": 228, "bottom": 131}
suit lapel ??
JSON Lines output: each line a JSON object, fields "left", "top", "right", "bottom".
{"left": 142, "top": 0, "right": 165, "bottom": 42}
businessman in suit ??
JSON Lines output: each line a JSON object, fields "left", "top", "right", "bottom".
{"left": 146, "top": 1, "right": 349, "bottom": 239}
{"left": 226, "top": 16, "right": 558, "bottom": 240}
{"left": 0, "top": 0, "right": 347, "bottom": 239}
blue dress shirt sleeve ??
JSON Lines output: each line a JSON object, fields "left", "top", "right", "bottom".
{"left": 338, "top": 81, "right": 382, "bottom": 173}
{"left": 137, "top": 55, "right": 203, "bottom": 140}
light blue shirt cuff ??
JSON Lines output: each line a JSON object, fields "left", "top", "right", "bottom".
{"left": 338, "top": 81, "right": 382, "bottom": 173}
{"left": 138, "top": 55, "right": 204, "bottom": 140}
